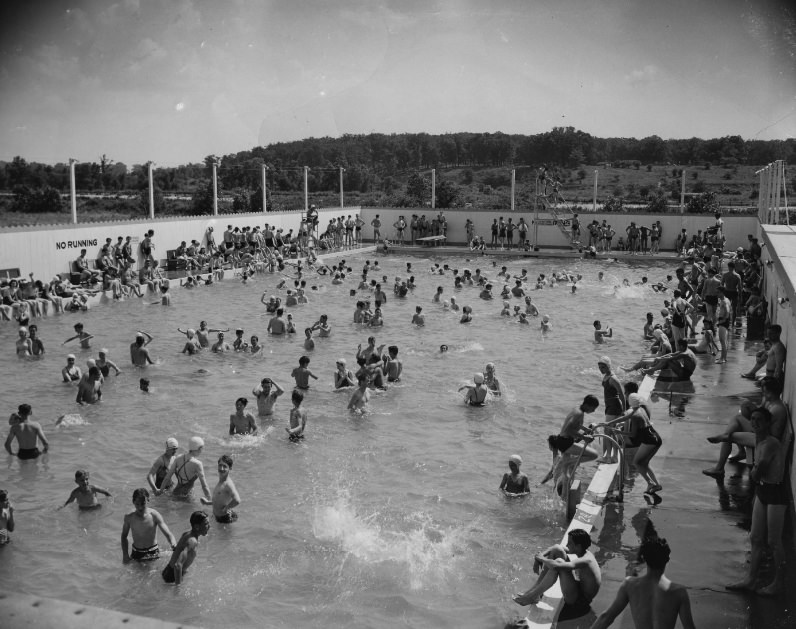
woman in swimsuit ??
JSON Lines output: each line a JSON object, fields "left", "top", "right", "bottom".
{"left": 459, "top": 373, "right": 489, "bottom": 406}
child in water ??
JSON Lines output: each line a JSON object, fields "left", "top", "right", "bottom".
{"left": 499, "top": 455, "right": 530, "bottom": 495}
{"left": 286, "top": 390, "right": 307, "bottom": 441}
{"left": 62, "top": 469, "right": 112, "bottom": 510}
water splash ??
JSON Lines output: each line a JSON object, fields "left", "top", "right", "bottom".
{"left": 55, "top": 413, "right": 88, "bottom": 427}
{"left": 312, "top": 494, "right": 463, "bottom": 590}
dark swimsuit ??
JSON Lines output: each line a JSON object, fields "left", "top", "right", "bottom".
{"left": 17, "top": 447, "right": 41, "bottom": 460}
{"left": 549, "top": 435, "right": 575, "bottom": 453}
{"left": 131, "top": 544, "right": 160, "bottom": 561}
{"left": 215, "top": 510, "right": 238, "bottom": 524}
{"left": 757, "top": 482, "right": 788, "bottom": 505}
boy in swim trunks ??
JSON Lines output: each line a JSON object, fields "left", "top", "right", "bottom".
{"left": 542, "top": 395, "right": 599, "bottom": 487}
{"left": 499, "top": 454, "right": 530, "bottom": 495}
{"left": 5, "top": 404, "right": 49, "bottom": 459}
{"left": 148, "top": 438, "right": 179, "bottom": 493}
{"left": 62, "top": 469, "right": 112, "bottom": 510}
{"left": 161, "top": 511, "right": 210, "bottom": 584}
{"left": 0, "top": 490, "right": 15, "bottom": 546}
{"left": 229, "top": 398, "right": 258, "bottom": 435}
{"left": 62, "top": 322, "right": 94, "bottom": 350}
{"left": 385, "top": 346, "right": 402, "bottom": 382}
{"left": 513, "top": 528, "right": 601, "bottom": 615}
{"left": 121, "top": 488, "right": 177, "bottom": 563}
{"left": 291, "top": 355, "right": 318, "bottom": 390}
{"left": 593, "top": 320, "right": 613, "bottom": 344}
{"left": 200, "top": 454, "right": 240, "bottom": 523}
{"left": 286, "top": 390, "right": 307, "bottom": 441}
{"left": 348, "top": 374, "right": 371, "bottom": 412}
{"left": 252, "top": 377, "right": 285, "bottom": 416}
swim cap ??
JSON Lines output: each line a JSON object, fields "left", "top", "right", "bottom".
{"left": 509, "top": 454, "right": 522, "bottom": 467}
{"left": 336, "top": 358, "right": 346, "bottom": 366}
{"left": 100, "top": 348, "right": 109, "bottom": 355}
{"left": 660, "top": 308, "right": 670, "bottom": 318}
{"left": 474, "top": 373, "right": 485, "bottom": 384}
{"left": 542, "top": 315, "right": 550, "bottom": 322}
{"left": 86, "top": 359, "right": 96, "bottom": 368}
{"left": 187, "top": 329, "right": 195, "bottom": 336}
{"left": 67, "top": 353, "right": 76, "bottom": 360}
{"left": 652, "top": 329, "right": 663, "bottom": 339}
{"left": 188, "top": 436, "right": 204, "bottom": 451}
{"left": 166, "top": 437, "right": 178, "bottom": 449}
{"left": 598, "top": 356, "right": 611, "bottom": 367}
{"left": 628, "top": 393, "right": 641, "bottom": 408}
{"left": 486, "top": 362, "right": 495, "bottom": 370}
{"left": 136, "top": 332, "right": 145, "bottom": 339}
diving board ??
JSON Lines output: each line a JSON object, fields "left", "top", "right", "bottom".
{"left": 518, "top": 460, "right": 620, "bottom": 628}
{"left": 416, "top": 235, "right": 446, "bottom": 246}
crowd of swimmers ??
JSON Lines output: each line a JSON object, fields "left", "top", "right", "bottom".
{"left": 2, "top": 225, "right": 790, "bottom": 628}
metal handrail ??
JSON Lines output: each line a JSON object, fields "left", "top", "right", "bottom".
{"left": 560, "top": 429, "right": 626, "bottom": 507}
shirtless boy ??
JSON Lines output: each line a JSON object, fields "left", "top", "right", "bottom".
{"left": 514, "top": 528, "right": 601, "bottom": 615}
{"left": 161, "top": 511, "right": 211, "bottom": 584}
{"left": 63, "top": 322, "right": 94, "bottom": 349}
{"left": 543, "top": 395, "right": 600, "bottom": 486}
{"left": 62, "top": 469, "right": 112, "bottom": 510}
{"left": 229, "top": 398, "right": 258, "bottom": 435}
{"left": 200, "top": 455, "right": 241, "bottom": 523}
{"left": 291, "top": 355, "right": 318, "bottom": 390}
{"left": 252, "top": 377, "right": 285, "bottom": 417}
{"left": 593, "top": 320, "right": 613, "bottom": 344}
{"left": 211, "top": 332, "right": 230, "bottom": 353}
{"left": 591, "top": 537, "right": 695, "bottom": 629}
{"left": 121, "top": 488, "right": 177, "bottom": 563}
{"left": 286, "top": 390, "right": 307, "bottom": 441}
{"left": 5, "top": 404, "right": 49, "bottom": 459}
{"left": 385, "top": 346, "right": 403, "bottom": 382}
{"left": 348, "top": 374, "right": 371, "bottom": 412}
{"left": 130, "top": 331, "right": 154, "bottom": 366}
{"left": 0, "top": 490, "right": 14, "bottom": 546}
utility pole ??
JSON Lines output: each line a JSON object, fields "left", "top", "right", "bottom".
{"left": 147, "top": 161, "right": 155, "bottom": 219}
{"left": 261, "top": 164, "right": 268, "bottom": 213}
{"left": 69, "top": 158, "right": 78, "bottom": 224}
{"left": 211, "top": 157, "right": 220, "bottom": 216}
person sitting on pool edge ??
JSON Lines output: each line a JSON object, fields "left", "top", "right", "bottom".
{"left": 642, "top": 339, "right": 696, "bottom": 381}
{"left": 499, "top": 454, "right": 530, "bottom": 495}
{"left": 513, "top": 528, "right": 601, "bottom": 617}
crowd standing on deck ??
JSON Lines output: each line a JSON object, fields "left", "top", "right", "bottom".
{"left": 1, "top": 214, "right": 789, "bottom": 628}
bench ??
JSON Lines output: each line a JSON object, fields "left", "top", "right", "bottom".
{"left": 417, "top": 235, "right": 447, "bottom": 247}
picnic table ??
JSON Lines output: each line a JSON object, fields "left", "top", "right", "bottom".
{"left": 416, "top": 235, "right": 447, "bottom": 247}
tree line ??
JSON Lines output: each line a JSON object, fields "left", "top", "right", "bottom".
{"left": 1, "top": 128, "right": 793, "bottom": 214}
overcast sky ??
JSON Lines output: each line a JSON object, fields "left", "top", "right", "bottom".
{"left": 0, "top": 0, "right": 793, "bottom": 166}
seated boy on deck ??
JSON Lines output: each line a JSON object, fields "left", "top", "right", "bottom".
{"left": 513, "top": 528, "right": 601, "bottom": 617}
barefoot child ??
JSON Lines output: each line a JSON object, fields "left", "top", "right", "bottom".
{"left": 62, "top": 469, "right": 112, "bottom": 510}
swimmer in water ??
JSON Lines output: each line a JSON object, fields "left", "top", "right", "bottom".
{"left": 411, "top": 306, "right": 425, "bottom": 326}
{"left": 181, "top": 329, "right": 202, "bottom": 355}
{"left": 593, "top": 320, "right": 613, "bottom": 344}
{"left": 62, "top": 354, "right": 82, "bottom": 382}
{"left": 200, "top": 455, "right": 241, "bottom": 524}
{"left": 483, "top": 363, "right": 502, "bottom": 396}
{"left": 440, "top": 344, "right": 448, "bottom": 353}
{"left": 121, "top": 487, "right": 177, "bottom": 563}
{"left": 140, "top": 378, "right": 150, "bottom": 392}
{"left": 61, "top": 469, "right": 112, "bottom": 510}
{"left": 286, "top": 390, "right": 307, "bottom": 441}
{"left": 62, "top": 322, "right": 94, "bottom": 350}
{"left": 541, "top": 315, "right": 552, "bottom": 331}
{"left": 459, "top": 373, "right": 489, "bottom": 406}
{"left": 161, "top": 511, "right": 210, "bottom": 584}
{"left": 229, "top": 397, "right": 258, "bottom": 435}
{"left": 525, "top": 296, "right": 539, "bottom": 316}
{"left": 460, "top": 305, "right": 473, "bottom": 323}
{"left": 499, "top": 454, "right": 530, "bottom": 495}
{"left": 347, "top": 374, "right": 371, "bottom": 412}
{"left": 16, "top": 327, "right": 32, "bottom": 357}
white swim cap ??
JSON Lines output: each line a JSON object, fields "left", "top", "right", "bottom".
{"left": 100, "top": 348, "right": 109, "bottom": 355}
{"left": 628, "top": 393, "right": 641, "bottom": 408}
{"left": 188, "top": 436, "right": 204, "bottom": 451}
{"left": 598, "top": 356, "right": 612, "bottom": 367}
{"left": 474, "top": 373, "right": 485, "bottom": 384}
{"left": 509, "top": 454, "right": 522, "bottom": 467}
{"left": 166, "top": 437, "right": 178, "bottom": 449}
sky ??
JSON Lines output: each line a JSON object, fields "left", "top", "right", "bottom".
{"left": 0, "top": 0, "right": 794, "bottom": 167}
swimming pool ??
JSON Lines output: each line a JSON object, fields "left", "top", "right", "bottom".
{"left": 0, "top": 253, "right": 756, "bottom": 628}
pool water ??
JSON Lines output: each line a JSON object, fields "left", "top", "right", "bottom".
{"left": 0, "top": 254, "right": 754, "bottom": 628}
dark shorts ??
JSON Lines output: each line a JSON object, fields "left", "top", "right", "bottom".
{"left": 131, "top": 544, "right": 160, "bottom": 561}
{"left": 704, "top": 295, "right": 719, "bottom": 306}
{"left": 162, "top": 564, "right": 177, "bottom": 583}
{"left": 723, "top": 290, "right": 738, "bottom": 301}
{"left": 549, "top": 435, "right": 575, "bottom": 453}
{"left": 289, "top": 433, "right": 305, "bottom": 442}
{"left": 18, "top": 447, "right": 41, "bottom": 460}
{"left": 215, "top": 510, "right": 238, "bottom": 524}
{"left": 757, "top": 482, "right": 788, "bottom": 506}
